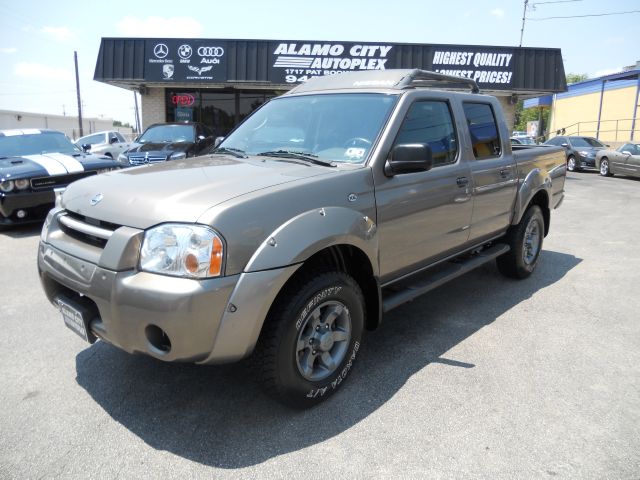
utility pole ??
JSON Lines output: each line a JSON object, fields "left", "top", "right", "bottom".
{"left": 74, "top": 51, "right": 84, "bottom": 137}
{"left": 133, "top": 91, "right": 141, "bottom": 134}
{"left": 519, "top": 0, "right": 529, "bottom": 47}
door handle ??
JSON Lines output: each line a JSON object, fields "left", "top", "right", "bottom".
{"left": 456, "top": 176, "right": 469, "bottom": 187}
{"left": 499, "top": 168, "right": 511, "bottom": 178}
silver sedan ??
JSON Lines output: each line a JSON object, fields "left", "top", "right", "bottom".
{"left": 595, "top": 143, "right": 640, "bottom": 177}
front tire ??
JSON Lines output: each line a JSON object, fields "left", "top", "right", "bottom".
{"left": 567, "top": 155, "right": 579, "bottom": 172}
{"left": 253, "top": 271, "right": 365, "bottom": 408}
{"left": 497, "top": 205, "right": 545, "bottom": 279}
{"left": 600, "top": 158, "right": 612, "bottom": 177}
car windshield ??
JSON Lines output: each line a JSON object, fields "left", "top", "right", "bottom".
{"left": 138, "top": 125, "right": 195, "bottom": 144}
{"left": 0, "top": 132, "right": 80, "bottom": 157}
{"left": 219, "top": 93, "right": 398, "bottom": 164}
{"left": 570, "top": 137, "right": 604, "bottom": 148}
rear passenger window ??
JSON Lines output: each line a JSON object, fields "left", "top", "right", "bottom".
{"left": 393, "top": 101, "right": 457, "bottom": 167}
{"left": 463, "top": 103, "right": 501, "bottom": 159}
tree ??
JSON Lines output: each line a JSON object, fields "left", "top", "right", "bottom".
{"left": 566, "top": 73, "right": 589, "bottom": 84}
{"left": 113, "top": 120, "right": 132, "bottom": 128}
{"left": 514, "top": 100, "right": 550, "bottom": 136}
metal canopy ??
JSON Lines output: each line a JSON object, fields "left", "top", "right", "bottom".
{"left": 94, "top": 38, "right": 567, "bottom": 96}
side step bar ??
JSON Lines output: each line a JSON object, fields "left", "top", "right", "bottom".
{"left": 382, "top": 243, "right": 510, "bottom": 312}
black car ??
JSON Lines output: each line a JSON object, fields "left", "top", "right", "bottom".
{"left": 544, "top": 135, "right": 607, "bottom": 172}
{"left": 0, "top": 129, "right": 119, "bottom": 227}
{"left": 118, "top": 122, "right": 215, "bottom": 167}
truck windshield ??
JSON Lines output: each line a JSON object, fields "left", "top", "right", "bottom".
{"left": 0, "top": 132, "right": 80, "bottom": 157}
{"left": 220, "top": 93, "right": 398, "bottom": 164}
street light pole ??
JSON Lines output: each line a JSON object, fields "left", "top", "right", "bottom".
{"left": 519, "top": 0, "right": 529, "bottom": 47}
{"left": 74, "top": 51, "right": 83, "bottom": 138}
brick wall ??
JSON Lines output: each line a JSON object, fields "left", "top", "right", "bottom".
{"left": 140, "top": 88, "right": 166, "bottom": 129}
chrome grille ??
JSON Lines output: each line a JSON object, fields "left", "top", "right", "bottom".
{"left": 128, "top": 154, "right": 167, "bottom": 166}
{"left": 58, "top": 211, "right": 121, "bottom": 248}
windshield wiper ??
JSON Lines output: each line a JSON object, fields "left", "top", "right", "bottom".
{"left": 211, "top": 147, "right": 248, "bottom": 158}
{"left": 256, "top": 150, "right": 336, "bottom": 167}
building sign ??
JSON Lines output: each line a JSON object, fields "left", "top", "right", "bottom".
{"left": 145, "top": 40, "right": 228, "bottom": 82}
{"left": 269, "top": 42, "right": 394, "bottom": 84}
{"left": 431, "top": 47, "right": 515, "bottom": 86}
{"left": 97, "top": 38, "right": 566, "bottom": 94}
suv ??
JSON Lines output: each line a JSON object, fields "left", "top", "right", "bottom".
{"left": 117, "top": 122, "right": 214, "bottom": 167}
{"left": 75, "top": 130, "right": 130, "bottom": 159}
{"left": 38, "top": 70, "right": 566, "bottom": 407}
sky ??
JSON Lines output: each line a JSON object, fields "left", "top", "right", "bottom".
{"left": 0, "top": 0, "right": 638, "bottom": 126}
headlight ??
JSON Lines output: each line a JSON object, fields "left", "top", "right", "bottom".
{"left": 140, "top": 224, "right": 224, "bottom": 278}
{"left": 0, "top": 180, "right": 14, "bottom": 193}
{"left": 579, "top": 150, "right": 592, "bottom": 157}
{"left": 117, "top": 153, "right": 129, "bottom": 164}
{"left": 170, "top": 152, "right": 186, "bottom": 160}
{"left": 15, "top": 179, "right": 29, "bottom": 190}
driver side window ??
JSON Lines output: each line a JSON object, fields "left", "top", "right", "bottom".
{"left": 393, "top": 100, "right": 458, "bottom": 167}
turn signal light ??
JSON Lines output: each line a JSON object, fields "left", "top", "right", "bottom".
{"left": 209, "top": 236, "right": 223, "bottom": 276}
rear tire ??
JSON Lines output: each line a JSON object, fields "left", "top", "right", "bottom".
{"left": 497, "top": 205, "right": 545, "bottom": 279}
{"left": 599, "top": 158, "right": 612, "bottom": 177}
{"left": 253, "top": 271, "right": 364, "bottom": 408}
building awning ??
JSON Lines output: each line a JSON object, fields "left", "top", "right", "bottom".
{"left": 94, "top": 38, "right": 567, "bottom": 97}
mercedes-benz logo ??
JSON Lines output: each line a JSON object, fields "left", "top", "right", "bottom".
{"left": 90, "top": 193, "right": 103, "bottom": 206}
{"left": 144, "top": 152, "right": 150, "bottom": 164}
{"left": 153, "top": 43, "right": 169, "bottom": 59}
{"left": 178, "top": 44, "right": 192, "bottom": 59}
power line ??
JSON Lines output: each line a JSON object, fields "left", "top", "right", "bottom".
{"left": 532, "top": 0, "right": 582, "bottom": 5}
{"left": 528, "top": 10, "right": 640, "bottom": 20}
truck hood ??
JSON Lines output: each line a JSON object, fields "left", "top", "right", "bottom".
{"left": 61, "top": 154, "right": 333, "bottom": 229}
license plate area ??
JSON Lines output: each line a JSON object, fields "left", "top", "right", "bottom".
{"left": 56, "top": 296, "right": 98, "bottom": 344}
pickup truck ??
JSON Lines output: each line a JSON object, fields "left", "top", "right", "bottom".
{"left": 38, "top": 70, "right": 566, "bottom": 407}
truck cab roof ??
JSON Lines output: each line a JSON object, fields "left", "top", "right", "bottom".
{"left": 285, "top": 69, "right": 481, "bottom": 95}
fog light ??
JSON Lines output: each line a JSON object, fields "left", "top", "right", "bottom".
{"left": 16, "top": 210, "right": 27, "bottom": 219}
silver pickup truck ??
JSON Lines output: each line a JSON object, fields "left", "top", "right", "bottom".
{"left": 38, "top": 70, "right": 566, "bottom": 407}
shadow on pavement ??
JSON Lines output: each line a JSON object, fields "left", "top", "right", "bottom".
{"left": 0, "top": 222, "right": 43, "bottom": 239}
{"left": 75, "top": 249, "right": 581, "bottom": 468}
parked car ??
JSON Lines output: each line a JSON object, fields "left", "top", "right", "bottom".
{"left": 511, "top": 136, "right": 536, "bottom": 145}
{"left": 595, "top": 142, "right": 640, "bottom": 177}
{"left": 74, "top": 130, "right": 130, "bottom": 159}
{"left": 544, "top": 135, "right": 607, "bottom": 172}
{"left": 0, "top": 129, "right": 118, "bottom": 228}
{"left": 38, "top": 70, "right": 566, "bottom": 407}
{"left": 117, "top": 122, "right": 215, "bottom": 167}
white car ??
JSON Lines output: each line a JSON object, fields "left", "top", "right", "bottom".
{"left": 75, "top": 130, "right": 130, "bottom": 159}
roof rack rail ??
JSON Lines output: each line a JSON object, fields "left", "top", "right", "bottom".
{"left": 398, "top": 69, "right": 480, "bottom": 93}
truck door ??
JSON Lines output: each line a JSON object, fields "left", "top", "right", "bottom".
{"left": 462, "top": 101, "right": 517, "bottom": 240}
{"left": 375, "top": 99, "right": 473, "bottom": 282}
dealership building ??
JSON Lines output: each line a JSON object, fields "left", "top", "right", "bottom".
{"left": 94, "top": 37, "right": 567, "bottom": 135}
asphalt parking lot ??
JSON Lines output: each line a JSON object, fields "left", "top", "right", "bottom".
{"left": 1, "top": 171, "right": 639, "bottom": 479}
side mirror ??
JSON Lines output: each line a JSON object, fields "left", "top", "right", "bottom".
{"left": 384, "top": 144, "right": 433, "bottom": 177}
{"left": 81, "top": 144, "right": 91, "bottom": 152}
{"left": 214, "top": 136, "right": 224, "bottom": 148}
{"left": 561, "top": 143, "right": 568, "bottom": 148}
{"left": 109, "top": 137, "right": 118, "bottom": 144}
{"left": 197, "top": 135, "right": 206, "bottom": 142}
{"left": 622, "top": 151, "right": 631, "bottom": 155}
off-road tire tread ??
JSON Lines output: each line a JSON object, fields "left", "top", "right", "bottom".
{"left": 251, "top": 269, "right": 363, "bottom": 407}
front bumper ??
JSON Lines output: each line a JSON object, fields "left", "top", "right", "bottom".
{"left": 0, "top": 190, "right": 54, "bottom": 225}
{"left": 38, "top": 214, "right": 300, "bottom": 364}
{"left": 577, "top": 156, "right": 596, "bottom": 168}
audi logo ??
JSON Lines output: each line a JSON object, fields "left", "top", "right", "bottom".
{"left": 197, "top": 46, "right": 224, "bottom": 57}
{"left": 172, "top": 94, "right": 195, "bottom": 106}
